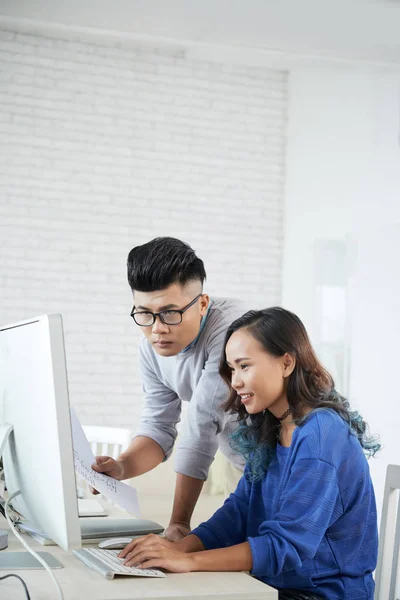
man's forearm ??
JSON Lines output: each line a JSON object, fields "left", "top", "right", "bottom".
{"left": 117, "top": 436, "right": 165, "bottom": 479}
{"left": 170, "top": 473, "right": 204, "bottom": 527}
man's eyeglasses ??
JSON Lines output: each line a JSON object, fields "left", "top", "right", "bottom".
{"left": 131, "top": 294, "right": 202, "bottom": 327}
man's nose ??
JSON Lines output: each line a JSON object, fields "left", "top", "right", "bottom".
{"left": 152, "top": 316, "right": 169, "bottom": 334}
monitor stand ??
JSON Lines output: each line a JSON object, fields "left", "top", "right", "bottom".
{"left": 0, "top": 552, "right": 63, "bottom": 569}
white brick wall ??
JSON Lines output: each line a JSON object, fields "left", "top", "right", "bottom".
{"left": 0, "top": 26, "right": 288, "bottom": 429}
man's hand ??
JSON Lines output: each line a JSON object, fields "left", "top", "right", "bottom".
{"left": 164, "top": 522, "right": 191, "bottom": 541}
{"left": 118, "top": 534, "right": 194, "bottom": 573}
{"left": 89, "top": 456, "right": 125, "bottom": 494}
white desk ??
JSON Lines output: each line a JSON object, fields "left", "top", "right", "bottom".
{"left": 2, "top": 525, "right": 278, "bottom": 600}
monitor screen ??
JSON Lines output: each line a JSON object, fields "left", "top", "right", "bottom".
{"left": 0, "top": 314, "right": 81, "bottom": 551}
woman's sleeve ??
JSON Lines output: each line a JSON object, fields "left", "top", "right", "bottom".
{"left": 248, "top": 457, "right": 342, "bottom": 579}
{"left": 191, "top": 468, "right": 251, "bottom": 549}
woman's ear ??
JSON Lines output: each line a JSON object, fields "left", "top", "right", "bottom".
{"left": 282, "top": 353, "right": 296, "bottom": 378}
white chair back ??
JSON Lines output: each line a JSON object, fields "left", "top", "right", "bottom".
{"left": 375, "top": 464, "right": 400, "bottom": 600}
{"left": 83, "top": 425, "right": 132, "bottom": 460}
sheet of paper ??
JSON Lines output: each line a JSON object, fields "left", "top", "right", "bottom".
{"left": 70, "top": 408, "right": 141, "bottom": 517}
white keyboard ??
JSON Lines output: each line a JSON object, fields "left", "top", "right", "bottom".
{"left": 73, "top": 547, "right": 166, "bottom": 580}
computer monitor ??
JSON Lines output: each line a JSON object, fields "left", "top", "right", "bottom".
{"left": 0, "top": 313, "right": 81, "bottom": 551}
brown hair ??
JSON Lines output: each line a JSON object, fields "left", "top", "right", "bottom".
{"left": 219, "top": 307, "right": 379, "bottom": 477}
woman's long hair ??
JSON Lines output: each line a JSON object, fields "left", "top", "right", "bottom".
{"left": 220, "top": 307, "right": 380, "bottom": 480}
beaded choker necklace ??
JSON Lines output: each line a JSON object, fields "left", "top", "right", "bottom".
{"left": 278, "top": 407, "right": 291, "bottom": 421}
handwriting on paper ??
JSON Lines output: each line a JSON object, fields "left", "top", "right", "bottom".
{"left": 70, "top": 408, "right": 141, "bottom": 517}
{"left": 73, "top": 450, "right": 118, "bottom": 493}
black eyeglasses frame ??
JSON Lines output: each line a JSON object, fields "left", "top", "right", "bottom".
{"left": 130, "top": 293, "right": 203, "bottom": 327}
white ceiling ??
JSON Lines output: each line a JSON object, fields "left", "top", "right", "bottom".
{"left": 1, "top": 0, "right": 400, "bottom": 64}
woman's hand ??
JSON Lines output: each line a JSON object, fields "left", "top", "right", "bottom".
{"left": 118, "top": 533, "right": 195, "bottom": 573}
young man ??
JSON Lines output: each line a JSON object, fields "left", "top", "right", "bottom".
{"left": 93, "top": 237, "right": 246, "bottom": 540}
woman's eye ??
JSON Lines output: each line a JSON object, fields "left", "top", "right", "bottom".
{"left": 240, "top": 364, "right": 248, "bottom": 370}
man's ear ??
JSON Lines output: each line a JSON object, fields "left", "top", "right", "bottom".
{"left": 200, "top": 294, "right": 210, "bottom": 316}
{"left": 282, "top": 353, "right": 296, "bottom": 378}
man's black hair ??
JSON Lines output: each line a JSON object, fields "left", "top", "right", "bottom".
{"left": 127, "top": 237, "right": 206, "bottom": 292}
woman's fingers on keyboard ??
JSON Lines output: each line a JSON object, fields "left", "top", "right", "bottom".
{"left": 127, "top": 549, "right": 194, "bottom": 573}
{"left": 123, "top": 547, "right": 160, "bottom": 567}
{"left": 118, "top": 533, "right": 157, "bottom": 558}
{"left": 120, "top": 534, "right": 172, "bottom": 561}
{"left": 118, "top": 536, "right": 142, "bottom": 558}
{"left": 123, "top": 536, "right": 175, "bottom": 566}
{"left": 123, "top": 538, "right": 158, "bottom": 564}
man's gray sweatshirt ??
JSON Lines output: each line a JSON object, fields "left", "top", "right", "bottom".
{"left": 134, "top": 297, "right": 247, "bottom": 480}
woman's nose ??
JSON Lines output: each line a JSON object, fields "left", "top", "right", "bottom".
{"left": 231, "top": 372, "right": 243, "bottom": 390}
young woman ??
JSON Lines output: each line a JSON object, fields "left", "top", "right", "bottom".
{"left": 119, "top": 307, "right": 380, "bottom": 600}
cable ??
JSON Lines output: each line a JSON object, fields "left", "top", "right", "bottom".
{"left": 0, "top": 573, "right": 31, "bottom": 599}
{"left": 5, "top": 491, "right": 64, "bottom": 600}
